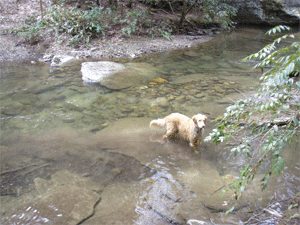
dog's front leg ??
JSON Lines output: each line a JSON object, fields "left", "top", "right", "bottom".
{"left": 189, "top": 139, "right": 198, "bottom": 151}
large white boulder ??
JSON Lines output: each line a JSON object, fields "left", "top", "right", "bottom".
{"left": 81, "top": 61, "right": 158, "bottom": 89}
{"left": 81, "top": 61, "right": 125, "bottom": 83}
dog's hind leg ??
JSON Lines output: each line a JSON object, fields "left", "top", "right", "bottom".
{"left": 163, "top": 124, "right": 177, "bottom": 139}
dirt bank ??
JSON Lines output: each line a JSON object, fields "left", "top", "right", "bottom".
{"left": 0, "top": 0, "right": 214, "bottom": 63}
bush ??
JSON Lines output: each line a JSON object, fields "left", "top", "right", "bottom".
{"left": 8, "top": 2, "right": 175, "bottom": 46}
{"left": 200, "top": 0, "right": 237, "bottom": 29}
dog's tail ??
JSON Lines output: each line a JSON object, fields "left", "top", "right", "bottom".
{"left": 149, "top": 118, "right": 166, "bottom": 127}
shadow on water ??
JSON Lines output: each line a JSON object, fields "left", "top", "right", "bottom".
{"left": 0, "top": 27, "right": 299, "bottom": 224}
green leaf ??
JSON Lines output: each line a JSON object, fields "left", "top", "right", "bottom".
{"left": 283, "top": 105, "right": 289, "bottom": 111}
{"left": 225, "top": 205, "right": 236, "bottom": 215}
{"left": 273, "top": 124, "right": 278, "bottom": 132}
{"left": 293, "top": 117, "right": 299, "bottom": 126}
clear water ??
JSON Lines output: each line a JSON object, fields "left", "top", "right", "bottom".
{"left": 1, "top": 27, "right": 299, "bottom": 224}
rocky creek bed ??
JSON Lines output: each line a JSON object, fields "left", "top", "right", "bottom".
{"left": 1, "top": 1, "right": 299, "bottom": 224}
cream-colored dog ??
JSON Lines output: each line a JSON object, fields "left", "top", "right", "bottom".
{"left": 150, "top": 113, "right": 207, "bottom": 150}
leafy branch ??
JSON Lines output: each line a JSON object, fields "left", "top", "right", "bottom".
{"left": 205, "top": 25, "right": 300, "bottom": 204}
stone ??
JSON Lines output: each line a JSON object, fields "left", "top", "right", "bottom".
{"left": 224, "top": 0, "right": 300, "bottom": 25}
{"left": 50, "top": 55, "right": 75, "bottom": 67}
{"left": 40, "top": 54, "right": 53, "bottom": 62}
{"left": 176, "top": 95, "right": 186, "bottom": 104}
{"left": 184, "top": 51, "right": 199, "bottom": 57}
{"left": 171, "top": 73, "right": 206, "bottom": 84}
{"left": 217, "top": 61, "right": 231, "bottom": 68}
{"left": 195, "top": 93, "right": 206, "bottom": 98}
{"left": 153, "top": 78, "right": 168, "bottom": 83}
{"left": 1, "top": 102, "right": 23, "bottom": 116}
{"left": 151, "top": 97, "right": 169, "bottom": 108}
{"left": 64, "top": 91, "right": 100, "bottom": 108}
{"left": 81, "top": 61, "right": 125, "bottom": 83}
{"left": 200, "top": 55, "right": 214, "bottom": 61}
{"left": 214, "top": 86, "right": 225, "bottom": 94}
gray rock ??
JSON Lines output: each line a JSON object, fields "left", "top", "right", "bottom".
{"left": 224, "top": 0, "right": 300, "bottom": 25}
{"left": 40, "top": 54, "right": 53, "bottom": 63}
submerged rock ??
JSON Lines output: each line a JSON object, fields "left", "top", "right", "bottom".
{"left": 6, "top": 185, "right": 100, "bottom": 225}
{"left": 151, "top": 97, "right": 169, "bottom": 108}
{"left": 5, "top": 170, "right": 102, "bottom": 225}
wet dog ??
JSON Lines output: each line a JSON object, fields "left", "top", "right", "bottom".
{"left": 150, "top": 113, "right": 207, "bottom": 150}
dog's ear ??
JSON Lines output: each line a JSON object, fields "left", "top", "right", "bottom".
{"left": 204, "top": 115, "right": 207, "bottom": 124}
{"left": 192, "top": 116, "right": 198, "bottom": 125}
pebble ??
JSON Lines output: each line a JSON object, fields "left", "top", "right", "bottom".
{"left": 200, "top": 55, "right": 214, "bottom": 61}
{"left": 153, "top": 78, "right": 168, "bottom": 83}
{"left": 214, "top": 86, "right": 225, "bottom": 93}
{"left": 195, "top": 93, "right": 206, "bottom": 98}
{"left": 151, "top": 97, "right": 169, "bottom": 108}
{"left": 184, "top": 51, "right": 199, "bottom": 57}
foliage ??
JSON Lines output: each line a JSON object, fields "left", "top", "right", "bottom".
{"left": 121, "top": 9, "right": 173, "bottom": 39}
{"left": 15, "top": 14, "right": 44, "bottom": 45}
{"left": 200, "top": 0, "right": 237, "bottom": 29}
{"left": 8, "top": 1, "right": 175, "bottom": 46}
{"left": 205, "top": 25, "right": 300, "bottom": 202}
{"left": 121, "top": 9, "right": 149, "bottom": 36}
{"left": 6, "top": 0, "right": 238, "bottom": 46}
{"left": 47, "top": 5, "right": 114, "bottom": 46}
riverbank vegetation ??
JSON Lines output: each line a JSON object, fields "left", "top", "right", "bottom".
{"left": 205, "top": 25, "right": 300, "bottom": 223}
{"left": 5, "top": 0, "right": 236, "bottom": 46}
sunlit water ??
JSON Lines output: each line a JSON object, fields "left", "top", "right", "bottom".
{"left": 1, "top": 27, "right": 299, "bottom": 224}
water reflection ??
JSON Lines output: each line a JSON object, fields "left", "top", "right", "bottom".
{"left": 1, "top": 27, "right": 299, "bottom": 224}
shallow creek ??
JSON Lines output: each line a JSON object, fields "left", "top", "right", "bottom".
{"left": 1, "top": 27, "right": 299, "bottom": 224}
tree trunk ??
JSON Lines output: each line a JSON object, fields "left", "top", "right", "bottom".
{"left": 179, "top": 0, "right": 188, "bottom": 28}
{"left": 40, "top": 0, "right": 43, "bottom": 19}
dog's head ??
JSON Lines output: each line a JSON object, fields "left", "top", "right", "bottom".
{"left": 192, "top": 114, "right": 207, "bottom": 129}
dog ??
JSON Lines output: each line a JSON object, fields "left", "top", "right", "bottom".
{"left": 150, "top": 113, "right": 207, "bottom": 150}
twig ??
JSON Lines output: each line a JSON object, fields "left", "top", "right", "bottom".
{"left": 145, "top": 199, "right": 183, "bottom": 225}
{"left": 250, "top": 128, "right": 273, "bottom": 165}
{"left": 0, "top": 163, "right": 51, "bottom": 176}
{"left": 243, "top": 195, "right": 295, "bottom": 225}
{"left": 228, "top": 97, "right": 237, "bottom": 103}
{"left": 167, "top": 0, "right": 174, "bottom": 14}
{"left": 150, "top": 8, "right": 171, "bottom": 15}
{"left": 263, "top": 208, "right": 283, "bottom": 218}
{"left": 0, "top": 163, "right": 41, "bottom": 175}
{"left": 234, "top": 88, "right": 248, "bottom": 98}
{"left": 20, "top": 163, "right": 52, "bottom": 176}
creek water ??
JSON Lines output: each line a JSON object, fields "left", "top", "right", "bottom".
{"left": 0, "top": 27, "right": 299, "bottom": 224}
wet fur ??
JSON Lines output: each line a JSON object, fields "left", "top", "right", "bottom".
{"left": 150, "top": 113, "right": 207, "bottom": 150}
